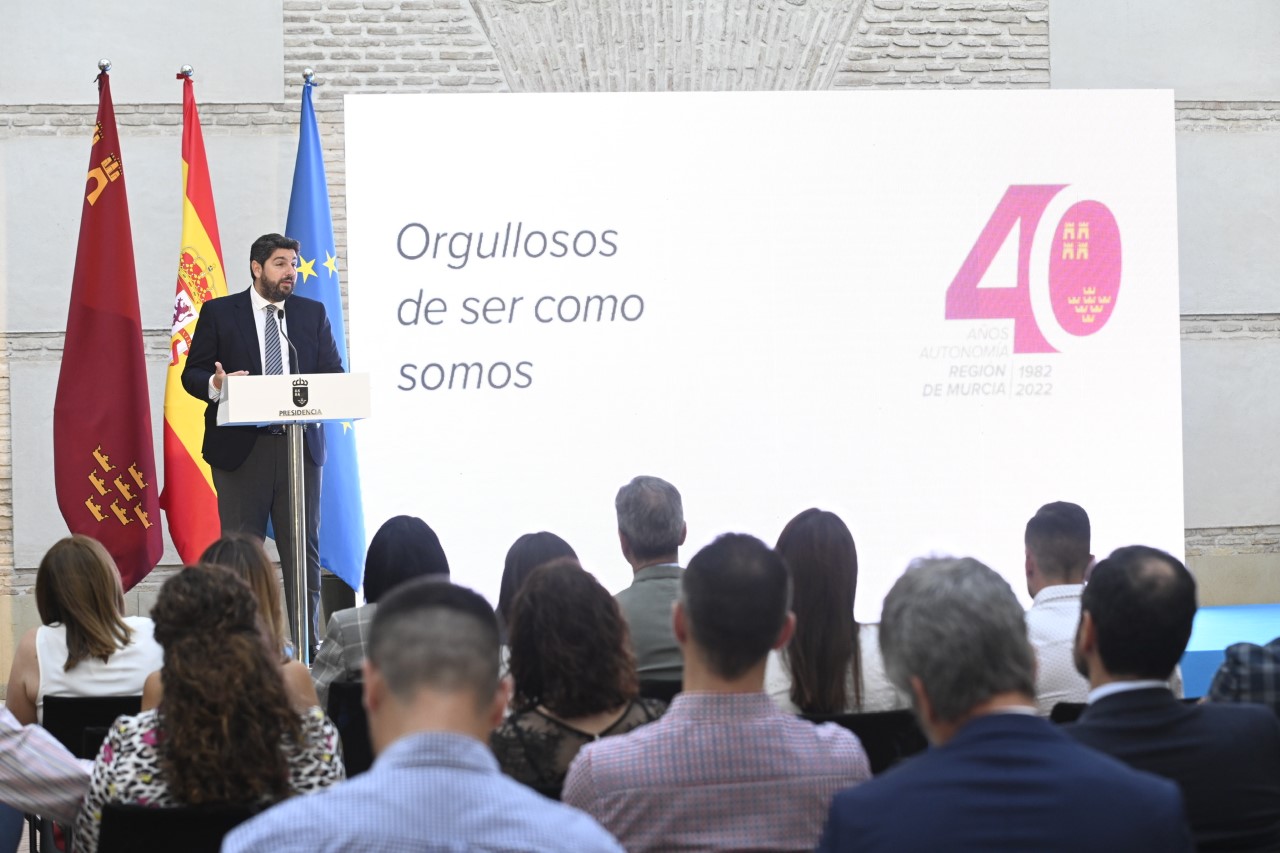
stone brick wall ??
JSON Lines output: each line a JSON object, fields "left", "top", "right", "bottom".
{"left": 834, "top": 0, "right": 1049, "bottom": 88}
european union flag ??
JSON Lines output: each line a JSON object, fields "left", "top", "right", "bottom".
{"left": 286, "top": 80, "right": 366, "bottom": 591}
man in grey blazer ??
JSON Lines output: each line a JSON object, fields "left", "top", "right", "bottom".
{"left": 614, "top": 476, "right": 686, "bottom": 684}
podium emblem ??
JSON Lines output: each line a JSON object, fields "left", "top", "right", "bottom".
{"left": 292, "top": 377, "right": 309, "bottom": 407}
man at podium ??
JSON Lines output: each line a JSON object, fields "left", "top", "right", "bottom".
{"left": 182, "top": 233, "right": 344, "bottom": 656}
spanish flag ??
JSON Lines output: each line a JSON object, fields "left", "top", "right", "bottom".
{"left": 53, "top": 68, "right": 163, "bottom": 589}
{"left": 159, "top": 73, "right": 227, "bottom": 563}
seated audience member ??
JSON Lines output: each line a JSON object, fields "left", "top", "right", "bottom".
{"left": 491, "top": 558, "right": 664, "bottom": 796}
{"left": 311, "top": 515, "right": 449, "bottom": 707}
{"left": 224, "top": 578, "right": 623, "bottom": 853}
{"left": 765, "top": 509, "right": 907, "bottom": 714}
{"left": 496, "top": 532, "right": 577, "bottom": 642}
{"left": 142, "top": 535, "right": 319, "bottom": 713}
{"left": 1023, "top": 501, "right": 1094, "bottom": 715}
{"left": 613, "top": 476, "right": 687, "bottom": 682}
{"left": 1068, "top": 546, "right": 1280, "bottom": 851}
{"left": 564, "top": 534, "right": 870, "bottom": 852}
{"left": 1206, "top": 636, "right": 1280, "bottom": 717}
{"left": 819, "top": 557, "right": 1191, "bottom": 853}
{"left": 5, "top": 535, "right": 163, "bottom": 725}
{"left": 74, "top": 565, "right": 344, "bottom": 853}
{"left": 0, "top": 706, "right": 90, "bottom": 838}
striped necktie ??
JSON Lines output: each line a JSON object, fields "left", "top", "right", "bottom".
{"left": 264, "top": 305, "right": 284, "bottom": 375}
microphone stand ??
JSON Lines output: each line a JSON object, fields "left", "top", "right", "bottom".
{"left": 276, "top": 308, "right": 311, "bottom": 666}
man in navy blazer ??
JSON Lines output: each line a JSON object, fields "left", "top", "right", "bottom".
{"left": 1068, "top": 545, "right": 1280, "bottom": 851}
{"left": 182, "top": 233, "right": 344, "bottom": 654}
{"left": 818, "top": 557, "right": 1191, "bottom": 853}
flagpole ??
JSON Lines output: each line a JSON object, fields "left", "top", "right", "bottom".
{"left": 287, "top": 68, "right": 319, "bottom": 665}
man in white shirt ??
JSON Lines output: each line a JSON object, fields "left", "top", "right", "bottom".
{"left": 1023, "top": 501, "right": 1093, "bottom": 716}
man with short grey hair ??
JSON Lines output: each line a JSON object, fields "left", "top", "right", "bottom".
{"left": 614, "top": 475, "right": 687, "bottom": 682}
{"left": 818, "top": 557, "right": 1191, "bottom": 852}
{"left": 225, "top": 578, "right": 622, "bottom": 852}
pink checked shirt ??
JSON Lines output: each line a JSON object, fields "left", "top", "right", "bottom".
{"left": 562, "top": 691, "right": 871, "bottom": 852}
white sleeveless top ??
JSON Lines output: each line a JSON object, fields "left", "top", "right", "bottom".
{"left": 35, "top": 616, "right": 164, "bottom": 723}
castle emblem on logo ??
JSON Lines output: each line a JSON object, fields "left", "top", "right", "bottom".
{"left": 293, "top": 377, "right": 309, "bottom": 407}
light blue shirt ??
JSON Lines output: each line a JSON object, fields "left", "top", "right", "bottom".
{"left": 222, "top": 731, "right": 623, "bottom": 853}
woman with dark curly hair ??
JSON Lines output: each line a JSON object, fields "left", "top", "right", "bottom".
{"left": 764, "top": 508, "right": 908, "bottom": 714}
{"left": 140, "top": 536, "right": 320, "bottom": 713}
{"left": 73, "top": 565, "right": 344, "bottom": 853}
{"left": 490, "top": 558, "right": 664, "bottom": 798}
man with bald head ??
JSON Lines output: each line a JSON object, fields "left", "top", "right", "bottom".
{"left": 1069, "top": 545, "right": 1280, "bottom": 851}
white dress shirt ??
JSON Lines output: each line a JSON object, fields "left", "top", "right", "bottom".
{"left": 1026, "top": 583, "right": 1091, "bottom": 716}
{"left": 206, "top": 286, "right": 292, "bottom": 400}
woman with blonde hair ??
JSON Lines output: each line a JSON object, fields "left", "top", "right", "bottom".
{"left": 5, "top": 535, "right": 163, "bottom": 724}
{"left": 74, "top": 564, "right": 343, "bottom": 853}
{"left": 141, "top": 534, "right": 319, "bottom": 713}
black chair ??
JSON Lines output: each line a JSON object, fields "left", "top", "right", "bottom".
{"left": 327, "top": 679, "right": 373, "bottom": 777}
{"left": 638, "top": 679, "right": 682, "bottom": 704}
{"left": 97, "top": 802, "right": 262, "bottom": 853}
{"left": 801, "top": 709, "right": 928, "bottom": 775}
{"left": 42, "top": 695, "right": 142, "bottom": 759}
{"left": 1049, "top": 701, "right": 1087, "bottom": 724}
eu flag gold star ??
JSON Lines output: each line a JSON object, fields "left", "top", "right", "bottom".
{"left": 298, "top": 256, "right": 317, "bottom": 282}
{"left": 324, "top": 251, "right": 339, "bottom": 277}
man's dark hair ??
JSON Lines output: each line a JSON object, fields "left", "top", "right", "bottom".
{"left": 1082, "top": 545, "right": 1197, "bottom": 680}
{"left": 1025, "top": 501, "right": 1091, "bottom": 582}
{"left": 368, "top": 577, "right": 500, "bottom": 707}
{"left": 681, "top": 533, "right": 791, "bottom": 680}
{"left": 363, "top": 515, "right": 450, "bottom": 604}
{"left": 249, "top": 233, "right": 300, "bottom": 280}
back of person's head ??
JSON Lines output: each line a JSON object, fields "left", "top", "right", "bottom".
{"left": 881, "top": 557, "right": 1035, "bottom": 724}
{"left": 496, "top": 532, "right": 578, "bottom": 633}
{"left": 368, "top": 577, "right": 500, "bottom": 712}
{"left": 35, "top": 535, "right": 131, "bottom": 671}
{"left": 1025, "top": 501, "right": 1092, "bottom": 582}
{"left": 681, "top": 533, "right": 791, "bottom": 680}
{"left": 152, "top": 564, "right": 301, "bottom": 805}
{"left": 200, "top": 534, "right": 287, "bottom": 653}
{"left": 363, "top": 515, "right": 449, "bottom": 604}
{"left": 509, "top": 557, "right": 638, "bottom": 718}
{"left": 615, "top": 475, "right": 684, "bottom": 561}
{"left": 1081, "top": 545, "right": 1196, "bottom": 680}
{"left": 776, "top": 509, "right": 860, "bottom": 713}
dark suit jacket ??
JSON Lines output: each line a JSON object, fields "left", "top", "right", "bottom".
{"left": 181, "top": 289, "right": 344, "bottom": 470}
{"left": 1068, "top": 687, "right": 1280, "bottom": 852}
{"left": 819, "top": 712, "right": 1191, "bottom": 853}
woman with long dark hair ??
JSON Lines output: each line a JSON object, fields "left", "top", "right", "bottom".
{"left": 765, "top": 509, "right": 907, "bottom": 714}
{"left": 495, "top": 531, "right": 577, "bottom": 641}
{"left": 73, "top": 565, "right": 343, "bottom": 853}
{"left": 491, "top": 558, "right": 663, "bottom": 798}
{"left": 141, "top": 535, "right": 320, "bottom": 713}
{"left": 5, "top": 535, "right": 163, "bottom": 724}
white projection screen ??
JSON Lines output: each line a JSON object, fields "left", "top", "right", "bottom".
{"left": 345, "top": 91, "right": 1183, "bottom": 621}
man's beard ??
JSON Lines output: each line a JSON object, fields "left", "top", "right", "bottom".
{"left": 258, "top": 273, "right": 294, "bottom": 303}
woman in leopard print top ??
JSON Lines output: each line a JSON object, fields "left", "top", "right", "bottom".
{"left": 73, "top": 565, "right": 344, "bottom": 853}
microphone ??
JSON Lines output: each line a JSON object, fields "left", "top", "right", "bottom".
{"left": 275, "top": 308, "right": 301, "bottom": 375}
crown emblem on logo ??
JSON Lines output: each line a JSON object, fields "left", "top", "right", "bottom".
{"left": 292, "top": 377, "right": 309, "bottom": 407}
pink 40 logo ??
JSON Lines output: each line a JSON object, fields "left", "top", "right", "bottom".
{"left": 946, "top": 185, "right": 1122, "bottom": 354}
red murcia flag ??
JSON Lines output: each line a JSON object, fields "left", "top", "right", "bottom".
{"left": 53, "top": 70, "right": 162, "bottom": 589}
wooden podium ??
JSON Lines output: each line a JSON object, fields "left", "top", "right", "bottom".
{"left": 218, "top": 373, "right": 371, "bottom": 664}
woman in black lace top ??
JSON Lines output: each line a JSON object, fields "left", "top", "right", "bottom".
{"left": 490, "top": 557, "right": 666, "bottom": 798}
